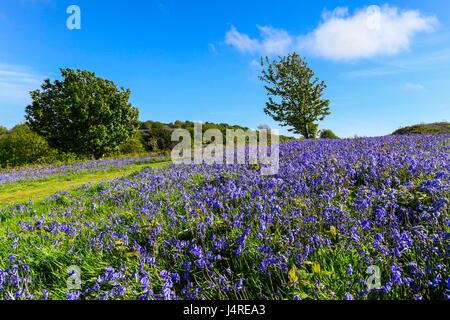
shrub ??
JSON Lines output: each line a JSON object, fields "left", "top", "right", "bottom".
{"left": 119, "top": 134, "right": 146, "bottom": 155}
{"left": 0, "top": 124, "right": 51, "bottom": 167}
{"left": 320, "top": 129, "right": 339, "bottom": 139}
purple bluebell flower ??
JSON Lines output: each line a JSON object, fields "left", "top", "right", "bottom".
{"left": 66, "top": 290, "right": 81, "bottom": 300}
{"left": 347, "top": 264, "right": 353, "bottom": 276}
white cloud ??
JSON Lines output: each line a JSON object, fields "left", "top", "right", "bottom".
{"left": 225, "top": 5, "right": 438, "bottom": 61}
{"left": 302, "top": 5, "right": 438, "bottom": 60}
{"left": 225, "top": 26, "right": 260, "bottom": 54}
{"left": 256, "top": 25, "right": 293, "bottom": 55}
{"left": 225, "top": 25, "right": 293, "bottom": 56}
{"left": 0, "top": 63, "right": 44, "bottom": 106}
{"left": 403, "top": 82, "right": 425, "bottom": 92}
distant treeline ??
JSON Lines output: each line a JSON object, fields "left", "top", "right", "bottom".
{"left": 137, "top": 120, "right": 294, "bottom": 153}
{"left": 0, "top": 120, "right": 293, "bottom": 168}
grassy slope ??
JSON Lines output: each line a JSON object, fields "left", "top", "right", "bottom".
{"left": 392, "top": 122, "right": 450, "bottom": 135}
{"left": 0, "top": 161, "right": 170, "bottom": 206}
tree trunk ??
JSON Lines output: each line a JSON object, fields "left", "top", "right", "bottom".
{"left": 303, "top": 124, "right": 310, "bottom": 139}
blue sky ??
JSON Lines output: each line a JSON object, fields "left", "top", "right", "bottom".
{"left": 1, "top": 0, "right": 450, "bottom": 137}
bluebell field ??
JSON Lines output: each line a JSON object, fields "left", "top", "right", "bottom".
{"left": 0, "top": 135, "right": 449, "bottom": 300}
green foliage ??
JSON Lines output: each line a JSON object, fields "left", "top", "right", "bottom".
{"left": 0, "top": 125, "right": 8, "bottom": 135}
{"left": 119, "top": 133, "right": 146, "bottom": 155}
{"left": 259, "top": 53, "right": 330, "bottom": 139}
{"left": 320, "top": 129, "right": 339, "bottom": 139}
{"left": 392, "top": 122, "right": 450, "bottom": 135}
{"left": 25, "top": 68, "right": 140, "bottom": 159}
{"left": 0, "top": 124, "right": 51, "bottom": 167}
{"left": 140, "top": 121, "right": 175, "bottom": 152}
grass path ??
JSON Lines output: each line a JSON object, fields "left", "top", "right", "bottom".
{"left": 0, "top": 161, "right": 170, "bottom": 206}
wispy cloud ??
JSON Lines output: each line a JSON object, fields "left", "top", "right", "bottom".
{"left": 0, "top": 62, "right": 44, "bottom": 106}
{"left": 388, "top": 47, "right": 450, "bottom": 70}
{"left": 403, "top": 82, "right": 425, "bottom": 92}
{"left": 249, "top": 59, "right": 260, "bottom": 68}
{"left": 208, "top": 43, "right": 217, "bottom": 53}
{"left": 18, "top": 0, "right": 53, "bottom": 4}
{"left": 225, "top": 5, "right": 438, "bottom": 61}
{"left": 342, "top": 66, "right": 402, "bottom": 78}
{"left": 341, "top": 47, "right": 450, "bottom": 78}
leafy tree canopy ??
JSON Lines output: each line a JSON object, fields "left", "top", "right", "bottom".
{"left": 260, "top": 52, "right": 330, "bottom": 139}
{"left": 26, "top": 68, "right": 139, "bottom": 159}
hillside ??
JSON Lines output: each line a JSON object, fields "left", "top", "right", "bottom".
{"left": 392, "top": 122, "right": 450, "bottom": 135}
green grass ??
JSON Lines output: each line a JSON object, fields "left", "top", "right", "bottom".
{"left": 0, "top": 161, "right": 170, "bottom": 206}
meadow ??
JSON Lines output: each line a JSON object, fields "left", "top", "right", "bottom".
{"left": 0, "top": 156, "right": 170, "bottom": 205}
{"left": 0, "top": 135, "right": 449, "bottom": 300}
